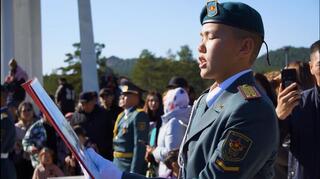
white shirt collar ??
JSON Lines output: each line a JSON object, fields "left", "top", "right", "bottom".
{"left": 206, "top": 69, "right": 252, "bottom": 107}
{"left": 124, "top": 107, "right": 134, "bottom": 116}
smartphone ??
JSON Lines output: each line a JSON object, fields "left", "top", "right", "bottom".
{"left": 281, "top": 68, "right": 297, "bottom": 89}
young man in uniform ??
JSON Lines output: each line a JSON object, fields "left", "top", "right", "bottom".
{"left": 112, "top": 82, "right": 149, "bottom": 175}
{"left": 83, "top": 1, "right": 279, "bottom": 179}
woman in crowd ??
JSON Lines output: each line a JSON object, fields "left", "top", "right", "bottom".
{"left": 143, "top": 91, "right": 164, "bottom": 147}
{"left": 145, "top": 87, "right": 191, "bottom": 178}
{"left": 12, "top": 102, "right": 38, "bottom": 179}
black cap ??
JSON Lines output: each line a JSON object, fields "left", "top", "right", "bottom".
{"left": 119, "top": 81, "right": 144, "bottom": 95}
{"left": 79, "top": 91, "right": 95, "bottom": 103}
{"left": 167, "top": 76, "right": 188, "bottom": 89}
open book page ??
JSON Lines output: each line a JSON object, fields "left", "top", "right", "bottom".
{"left": 22, "top": 78, "right": 100, "bottom": 179}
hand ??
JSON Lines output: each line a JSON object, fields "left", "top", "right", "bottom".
{"left": 276, "top": 83, "right": 301, "bottom": 120}
{"left": 145, "top": 145, "right": 155, "bottom": 162}
{"left": 65, "top": 155, "right": 76, "bottom": 167}
{"left": 83, "top": 148, "right": 123, "bottom": 179}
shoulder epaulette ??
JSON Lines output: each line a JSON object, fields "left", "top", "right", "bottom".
{"left": 136, "top": 108, "right": 145, "bottom": 112}
{"left": 1, "top": 113, "right": 8, "bottom": 120}
{"left": 237, "top": 85, "right": 261, "bottom": 100}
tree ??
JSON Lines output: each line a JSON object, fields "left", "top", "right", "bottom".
{"left": 177, "top": 45, "right": 194, "bottom": 61}
{"left": 45, "top": 42, "right": 108, "bottom": 95}
{"left": 166, "top": 49, "right": 176, "bottom": 60}
{"left": 131, "top": 49, "right": 211, "bottom": 95}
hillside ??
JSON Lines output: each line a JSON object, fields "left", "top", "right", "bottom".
{"left": 253, "top": 46, "right": 310, "bottom": 72}
{"left": 105, "top": 56, "right": 137, "bottom": 76}
{"left": 105, "top": 46, "right": 311, "bottom": 76}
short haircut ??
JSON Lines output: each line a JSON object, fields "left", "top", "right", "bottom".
{"left": 310, "top": 40, "right": 320, "bottom": 56}
{"left": 232, "top": 27, "right": 263, "bottom": 63}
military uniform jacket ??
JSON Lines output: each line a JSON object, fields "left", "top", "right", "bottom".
{"left": 113, "top": 107, "right": 149, "bottom": 175}
{"left": 177, "top": 72, "right": 279, "bottom": 179}
{"left": 121, "top": 72, "right": 279, "bottom": 179}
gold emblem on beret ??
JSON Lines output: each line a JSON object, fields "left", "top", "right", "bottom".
{"left": 207, "top": 0, "right": 218, "bottom": 17}
{"left": 238, "top": 85, "right": 261, "bottom": 100}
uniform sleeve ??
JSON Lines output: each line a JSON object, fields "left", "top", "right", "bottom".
{"left": 130, "top": 112, "right": 149, "bottom": 174}
{"left": 198, "top": 101, "right": 278, "bottom": 179}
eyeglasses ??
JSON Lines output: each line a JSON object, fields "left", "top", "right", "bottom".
{"left": 22, "top": 108, "right": 32, "bottom": 112}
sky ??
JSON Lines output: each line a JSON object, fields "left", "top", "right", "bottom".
{"left": 41, "top": 0, "right": 319, "bottom": 75}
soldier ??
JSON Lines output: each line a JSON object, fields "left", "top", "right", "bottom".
{"left": 113, "top": 82, "right": 149, "bottom": 175}
{"left": 1, "top": 84, "right": 17, "bottom": 179}
{"left": 83, "top": 1, "right": 279, "bottom": 179}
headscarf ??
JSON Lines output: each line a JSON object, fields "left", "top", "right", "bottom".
{"left": 163, "top": 87, "right": 189, "bottom": 114}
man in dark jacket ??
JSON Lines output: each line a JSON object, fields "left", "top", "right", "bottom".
{"left": 276, "top": 40, "right": 320, "bottom": 179}
{"left": 55, "top": 78, "right": 75, "bottom": 115}
{"left": 70, "top": 91, "right": 113, "bottom": 160}
{"left": 1, "top": 84, "right": 17, "bottom": 179}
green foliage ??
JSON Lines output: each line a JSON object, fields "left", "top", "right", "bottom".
{"left": 44, "top": 44, "right": 310, "bottom": 98}
{"left": 131, "top": 47, "right": 211, "bottom": 95}
{"left": 44, "top": 42, "right": 107, "bottom": 95}
{"left": 43, "top": 73, "right": 60, "bottom": 96}
{"left": 177, "top": 45, "right": 194, "bottom": 61}
{"left": 105, "top": 56, "right": 137, "bottom": 77}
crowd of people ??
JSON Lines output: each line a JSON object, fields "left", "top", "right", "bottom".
{"left": 1, "top": 1, "right": 319, "bottom": 179}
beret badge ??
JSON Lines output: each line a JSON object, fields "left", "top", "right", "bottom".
{"left": 207, "top": 0, "right": 218, "bottom": 17}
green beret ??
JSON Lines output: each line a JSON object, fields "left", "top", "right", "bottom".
{"left": 200, "top": 1, "right": 264, "bottom": 39}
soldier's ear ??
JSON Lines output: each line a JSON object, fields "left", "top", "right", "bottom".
{"left": 238, "top": 37, "right": 254, "bottom": 58}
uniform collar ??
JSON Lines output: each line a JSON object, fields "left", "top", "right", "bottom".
{"left": 206, "top": 69, "right": 252, "bottom": 107}
{"left": 124, "top": 107, "right": 135, "bottom": 115}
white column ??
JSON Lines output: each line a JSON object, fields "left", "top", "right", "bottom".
{"left": 77, "top": 0, "right": 99, "bottom": 92}
{"left": 1, "top": 0, "right": 15, "bottom": 83}
{"left": 12, "top": 0, "right": 43, "bottom": 83}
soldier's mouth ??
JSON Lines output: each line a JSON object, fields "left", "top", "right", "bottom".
{"left": 198, "top": 56, "right": 207, "bottom": 68}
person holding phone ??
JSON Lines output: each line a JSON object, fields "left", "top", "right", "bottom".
{"left": 276, "top": 40, "right": 320, "bottom": 179}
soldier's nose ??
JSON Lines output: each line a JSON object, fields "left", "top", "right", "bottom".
{"left": 198, "top": 43, "right": 206, "bottom": 53}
